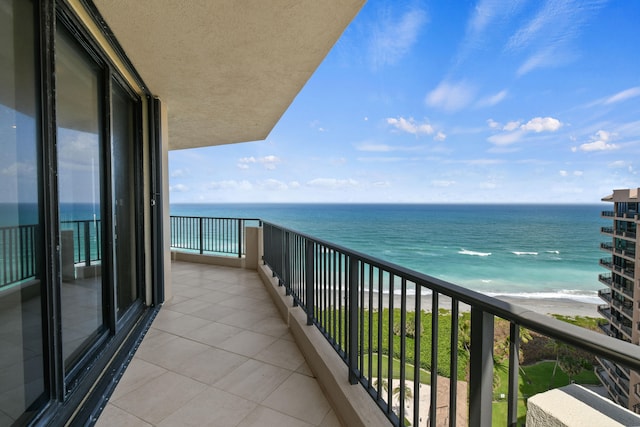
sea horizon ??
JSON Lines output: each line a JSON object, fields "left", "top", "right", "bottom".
{"left": 170, "top": 202, "right": 608, "bottom": 305}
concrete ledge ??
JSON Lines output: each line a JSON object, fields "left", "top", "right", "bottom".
{"left": 258, "top": 263, "right": 391, "bottom": 427}
{"left": 527, "top": 384, "right": 640, "bottom": 427}
{"left": 171, "top": 251, "right": 245, "bottom": 269}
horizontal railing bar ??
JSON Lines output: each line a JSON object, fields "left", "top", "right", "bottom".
{"left": 261, "top": 220, "right": 640, "bottom": 372}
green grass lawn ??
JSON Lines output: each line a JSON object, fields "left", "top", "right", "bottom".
{"left": 363, "top": 353, "right": 432, "bottom": 384}
{"left": 491, "top": 361, "right": 600, "bottom": 426}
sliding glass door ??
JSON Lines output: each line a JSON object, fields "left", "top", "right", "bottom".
{"left": 55, "top": 24, "right": 106, "bottom": 369}
{"left": 0, "top": 0, "right": 46, "bottom": 424}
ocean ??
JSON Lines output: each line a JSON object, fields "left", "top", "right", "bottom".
{"left": 170, "top": 203, "right": 608, "bottom": 304}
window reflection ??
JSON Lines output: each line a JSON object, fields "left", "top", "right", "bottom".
{"left": 0, "top": 0, "right": 46, "bottom": 424}
{"left": 55, "top": 25, "right": 105, "bottom": 368}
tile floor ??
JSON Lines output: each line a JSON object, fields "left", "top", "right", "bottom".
{"left": 96, "top": 261, "right": 341, "bottom": 427}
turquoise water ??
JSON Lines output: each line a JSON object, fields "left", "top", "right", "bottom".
{"left": 171, "top": 203, "right": 608, "bottom": 303}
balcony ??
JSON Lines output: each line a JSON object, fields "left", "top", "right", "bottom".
{"left": 602, "top": 210, "right": 615, "bottom": 218}
{"left": 598, "top": 287, "right": 612, "bottom": 303}
{"left": 601, "top": 226, "right": 614, "bottom": 235}
{"left": 600, "top": 242, "right": 614, "bottom": 252}
{"left": 96, "top": 261, "right": 341, "bottom": 426}
{"left": 97, "top": 217, "right": 640, "bottom": 427}
{"left": 598, "top": 304, "right": 612, "bottom": 321}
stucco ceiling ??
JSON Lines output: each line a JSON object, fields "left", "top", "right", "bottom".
{"left": 92, "top": 0, "right": 365, "bottom": 150}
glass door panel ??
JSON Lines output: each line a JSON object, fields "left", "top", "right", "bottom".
{"left": 0, "top": 0, "right": 46, "bottom": 423}
{"left": 55, "top": 25, "right": 105, "bottom": 369}
{"left": 111, "top": 81, "right": 138, "bottom": 317}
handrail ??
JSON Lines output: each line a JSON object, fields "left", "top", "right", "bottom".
{"left": 262, "top": 220, "right": 640, "bottom": 427}
{"left": 169, "top": 216, "right": 261, "bottom": 257}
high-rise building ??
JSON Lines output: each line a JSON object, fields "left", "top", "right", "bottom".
{"left": 597, "top": 188, "right": 640, "bottom": 411}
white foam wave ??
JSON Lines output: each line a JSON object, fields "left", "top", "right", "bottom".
{"left": 512, "top": 251, "right": 538, "bottom": 256}
{"left": 486, "top": 290, "right": 600, "bottom": 304}
{"left": 458, "top": 248, "right": 491, "bottom": 257}
{"left": 481, "top": 279, "right": 492, "bottom": 283}
{"left": 546, "top": 250, "right": 560, "bottom": 254}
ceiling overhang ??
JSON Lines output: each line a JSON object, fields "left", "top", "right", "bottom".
{"left": 92, "top": 0, "right": 365, "bottom": 150}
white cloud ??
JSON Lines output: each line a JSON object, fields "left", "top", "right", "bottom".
{"left": 431, "top": 180, "right": 456, "bottom": 187}
{"left": 573, "top": 170, "right": 583, "bottom": 176}
{"left": 386, "top": 117, "right": 434, "bottom": 135}
{"left": 434, "top": 131, "right": 447, "bottom": 142}
{"left": 487, "top": 130, "right": 526, "bottom": 145}
{"left": 307, "top": 178, "right": 359, "bottom": 189}
{"left": 1, "top": 162, "right": 35, "bottom": 176}
{"left": 520, "top": 117, "right": 562, "bottom": 132}
{"left": 208, "top": 180, "right": 253, "bottom": 190}
{"left": 608, "top": 160, "right": 629, "bottom": 168}
{"left": 355, "top": 142, "right": 396, "bottom": 152}
{"left": 559, "top": 170, "right": 568, "bottom": 177}
{"left": 426, "top": 81, "right": 476, "bottom": 112}
{"left": 169, "top": 184, "right": 189, "bottom": 192}
{"left": 170, "top": 168, "right": 189, "bottom": 178}
{"left": 487, "top": 116, "right": 562, "bottom": 145}
{"left": 477, "top": 90, "right": 508, "bottom": 107}
{"left": 257, "top": 179, "right": 288, "bottom": 191}
{"left": 487, "top": 119, "right": 500, "bottom": 129}
{"left": 574, "top": 130, "right": 619, "bottom": 152}
{"left": 503, "top": 121, "right": 521, "bottom": 131}
{"left": 370, "top": 8, "right": 427, "bottom": 69}
{"left": 237, "top": 155, "right": 280, "bottom": 170}
{"left": 604, "top": 87, "right": 640, "bottom": 105}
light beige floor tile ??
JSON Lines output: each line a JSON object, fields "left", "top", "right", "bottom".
{"left": 95, "top": 404, "right": 152, "bottom": 427}
{"left": 217, "top": 330, "right": 278, "bottom": 357}
{"left": 112, "top": 371, "right": 207, "bottom": 425}
{"left": 319, "top": 409, "right": 343, "bottom": 427}
{"left": 111, "top": 358, "right": 167, "bottom": 401}
{"left": 171, "top": 347, "right": 248, "bottom": 385}
{"left": 183, "top": 321, "right": 243, "bottom": 347}
{"left": 157, "top": 387, "right": 256, "bottom": 427}
{"left": 151, "top": 313, "right": 212, "bottom": 337}
{"left": 262, "top": 373, "right": 332, "bottom": 425}
{"left": 296, "top": 361, "right": 314, "bottom": 377}
{"left": 135, "top": 329, "right": 179, "bottom": 359}
{"left": 189, "top": 303, "right": 238, "bottom": 322}
{"left": 254, "top": 338, "right": 305, "bottom": 371}
{"left": 219, "top": 295, "right": 265, "bottom": 311}
{"left": 217, "top": 310, "right": 270, "bottom": 329}
{"left": 136, "top": 336, "right": 210, "bottom": 372}
{"left": 197, "top": 290, "right": 235, "bottom": 304}
{"left": 237, "top": 406, "right": 314, "bottom": 427}
{"left": 165, "top": 298, "right": 216, "bottom": 315}
{"left": 247, "top": 315, "right": 289, "bottom": 338}
{"left": 161, "top": 295, "right": 189, "bottom": 308}
{"left": 214, "top": 359, "right": 291, "bottom": 403}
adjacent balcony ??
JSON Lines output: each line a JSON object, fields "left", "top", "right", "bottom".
{"left": 598, "top": 287, "right": 612, "bottom": 303}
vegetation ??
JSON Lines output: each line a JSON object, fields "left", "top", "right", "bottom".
{"left": 328, "top": 307, "right": 603, "bottom": 426}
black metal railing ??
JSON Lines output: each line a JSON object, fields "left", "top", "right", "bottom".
{"left": 0, "top": 224, "right": 37, "bottom": 289}
{"left": 170, "top": 216, "right": 261, "bottom": 257}
{"left": 60, "top": 219, "right": 102, "bottom": 266}
{"left": 262, "top": 221, "right": 640, "bottom": 427}
{"left": 1, "top": 219, "right": 102, "bottom": 290}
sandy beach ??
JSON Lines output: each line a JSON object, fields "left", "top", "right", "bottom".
{"left": 360, "top": 291, "right": 600, "bottom": 318}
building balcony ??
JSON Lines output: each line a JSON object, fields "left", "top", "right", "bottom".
{"left": 95, "top": 217, "right": 640, "bottom": 427}
{"left": 97, "top": 261, "right": 341, "bottom": 427}
{"left": 598, "top": 287, "right": 612, "bottom": 303}
{"left": 600, "top": 242, "right": 614, "bottom": 252}
{"left": 598, "top": 304, "right": 612, "bottom": 321}
{"left": 599, "top": 274, "right": 613, "bottom": 287}
{"left": 601, "top": 226, "right": 614, "bottom": 236}
{"left": 602, "top": 210, "right": 615, "bottom": 218}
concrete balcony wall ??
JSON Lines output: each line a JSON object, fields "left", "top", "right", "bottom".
{"left": 527, "top": 384, "right": 640, "bottom": 427}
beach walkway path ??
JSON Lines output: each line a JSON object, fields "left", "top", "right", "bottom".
{"left": 96, "top": 261, "right": 341, "bottom": 427}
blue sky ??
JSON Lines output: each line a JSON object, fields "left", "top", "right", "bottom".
{"left": 169, "top": 0, "right": 640, "bottom": 204}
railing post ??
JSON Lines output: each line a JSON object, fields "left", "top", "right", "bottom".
{"left": 469, "top": 307, "right": 494, "bottom": 427}
{"left": 508, "top": 323, "right": 520, "bottom": 427}
{"left": 237, "top": 219, "right": 243, "bottom": 258}
{"left": 199, "top": 217, "right": 204, "bottom": 254}
{"left": 348, "top": 255, "right": 358, "bottom": 385}
{"left": 84, "top": 221, "right": 91, "bottom": 266}
{"left": 305, "top": 239, "right": 314, "bottom": 325}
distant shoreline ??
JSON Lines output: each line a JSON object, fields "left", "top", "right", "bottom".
{"left": 360, "top": 291, "right": 600, "bottom": 318}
